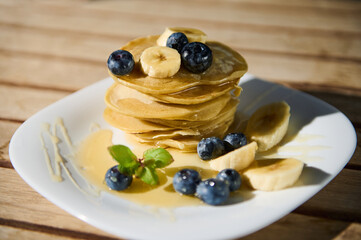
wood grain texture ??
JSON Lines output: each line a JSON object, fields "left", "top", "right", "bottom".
{"left": 243, "top": 213, "right": 351, "bottom": 240}
{"left": 0, "top": 121, "right": 20, "bottom": 168}
{"left": 0, "top": 85, "right": 68, "bottom": 121}
{"left": 305, "top": 91, "right": 361, "bottom": 124}
{"left": 0, "top": 225, "right": 75, "bottom": 240}
{"left": 0, "top": 168, "right": 116, "bottom": 238}
{"left": 0, "top": 0, "right": 360, "bottom": 95}
{"left": 350, "top": 127, "right": 361, "bottom": 168}
{"left": 295, "top": 169, "right": 361, "bottom": 222}
{"left": 1, "top": 15, "right": 360, "bottom": 62}
{"left": 0, "top": 50, "right": 106, "bottom": 92}
{"left": 334, "top": 223, "right": 361, "bottom": 240}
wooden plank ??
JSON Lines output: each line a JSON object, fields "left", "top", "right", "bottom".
{"left": 243, "top": 52, "right": 361, "bottom": 96}
{"left": 6, "top": 0, "right": 358, "bottom": 33}
{"left": 0, "top": 0, "right": 360, "bottom": 42}
{"left": 305, "top": 91, "right": 361, "bottom": 125}
{"left": 3, "top": 0, "right": 360, "bottom": 11}
{"left": 0, "top": 168, "right": 116, "bottom": 238}
{"left": 0, "top": 225, "right": 75, "bottom": 240}
{"left": 0, "top": 167, "right": 358, "bottom": 240}
{"left": 334, "top": 223, "right": 361, "bottom": 240}
{"left": 1, "top": 21, "right": 360, "bottom": 64}
{"left": 0, "top": 23, "right": 122, "bottom": 63}
{"left": 193, "top": 0, "right": 361, "bottom": 10}
{"left": 0, "top": 221, "right": 120, "bottom": 240}
{"left": 84, "top": 1, "right": 361, "bottom": 34}
{"left": 0, "top": 50, "right": 107, "bottom": 91}
{"left": 0, "top": 120, "right": 20, "bottom": 168}
{"left": 243, "top": 213, "right": 351, "bottom": 240}
{"left": 0, "top": 120, "right": 19, "bottom": 148}
{"left": 0, "top": 85, "right": 69, "bottom": 121}
{"left": 295, "top": 169, "right": 361, "bottom": 222}
{"left": 350, "top": 126, "right": 361, "bottom": 168}
{"left": 225, "top": 31, "right": 361, "bottom": 62}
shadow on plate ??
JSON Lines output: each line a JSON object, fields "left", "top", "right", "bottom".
{"left": 236, "top": 77, "right": 338, "bottom": 146}
{"left": 223, "top": 185, "right": 256, "bottom": 206}
{"left": 295, "top": 165, "right": 331, "bottom": 187}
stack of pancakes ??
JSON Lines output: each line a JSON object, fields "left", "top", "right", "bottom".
{"left": 104, "top": 35, "right": 247, "bottom": 152}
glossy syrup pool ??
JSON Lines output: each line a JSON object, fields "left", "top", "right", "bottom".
{"left": 75, "top": 129, "right": 218, "bottom": 207}
{"left": 72, "top": 127, "right": 326, "bottom": 208}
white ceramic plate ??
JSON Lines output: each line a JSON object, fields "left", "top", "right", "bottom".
{"left": 9, "top": 74, "right": 357, "bottom": 240}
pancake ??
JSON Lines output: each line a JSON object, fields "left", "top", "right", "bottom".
{"left": 105, "top": 83, "right": 232, "bottom": 121}
{"left": 131, "top": 135, "right": 199, "bottom": 152}
{"left": 135, "top": 116, "right": 234, "bottom": 141}
{"left": 107, "top": 80, "right": 240, "bottom": 105}
{"left": 103, "top": 108, "right": 174, "bottom": 133}
{"left": 110, "top": 35, "right": 247, "bottom": 95}
{"left": 135, "top": 107, "right": 235, "bottom": 140}
{"left": 133, "top": 119, "right": 234, "bottom": 152}
{"left": 103, "top": 93, "right": 237, "bottom": 134}
{"left": 146, "top": 97, "right": 239, "bottom": 128}
{"left": 134, "top": 129, "right": 200, "bottom": 140}
{"left": 149, "top": 80, "right": 241, "bottom": 105}
{"left": 104, "top": 95, "right": 236, "bottom": 133}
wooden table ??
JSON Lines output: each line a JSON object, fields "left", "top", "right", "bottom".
{"left": 1, "top": 0, "right": 360, "bottom": 239}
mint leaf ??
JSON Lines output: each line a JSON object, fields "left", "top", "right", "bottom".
{"left": 108, "top": 145, "right": 140, "bottom": 175}
{"left": 143, "top": 148, "right": 173, "bottom": 169}
{"left": 138, "top": 166, "right": 159, "bottom": 185}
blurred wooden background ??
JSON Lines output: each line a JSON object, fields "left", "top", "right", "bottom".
{"left": 0, "top": 0, "right": 360, "bottom": 239}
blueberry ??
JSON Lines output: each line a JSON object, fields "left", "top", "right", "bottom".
{"left": 196, "top": 178, "right": 230, "bottom": 205}
{"left": 181, "top": 42, "right": 213, "bottom": 73}
{"left": 223, "top": 133, "right": 247, "bottom": 150}
{"left": 216, "top": 169, "right": 241, "bottom": 192}
{"left": 173, "top": 169, "right": 201, "bottom": 195}
{"left": 223, "top": 141, "right": 235, "bottom": 153}
{"left": 166, "top": 32, "right": 189, "bottom": 53}
{"left": 107, "top": 50, "right": 134, "bottom": 76}
{"left": 105, "top": 165, "right": 133, "bottom": 191}
{"left": 197, "top": 137, "right": 226, "bottom": 160}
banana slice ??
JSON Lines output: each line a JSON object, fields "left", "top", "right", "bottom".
{"left": 209, "top": 141, "right": 258, "bottom": 171}
{"left": 245, "top": 101, "right": 290, "bottom": 152}
{"left": 242, "top": 158, "right": 304, "bottom": 191}
{"left": 140, "top": 46, "right": 181, "bottom": 78}
{"left": 157, "top": 27, "right": 207, "bottom": 46}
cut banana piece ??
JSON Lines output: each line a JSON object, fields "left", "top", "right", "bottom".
{"left": 157, "top": 27, "right": 207, "bottom": 46}
{"left": 243, "top": 158, "right": 304, "bottom": 191}
{"left": 245, "top": 101, "right": 290, "bottom": 152}
{"left": 209, "top": 141, "right": 258, "bottom": 171}
{"left": 140, "top": 46, "right": 181, "bottom": 78}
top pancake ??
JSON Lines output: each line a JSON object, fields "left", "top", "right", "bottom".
{"left": 109, "top": 35, "right": 247, "bottom": 95}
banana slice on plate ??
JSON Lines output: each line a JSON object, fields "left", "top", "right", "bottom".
{"left": 140, "top": 46, "right": 181, "bottom": 78}
{"left": 242, "top": 158, "right": 304, "bottom": 191}
{"left": 157, "top": 27, "right": 207, "bottom": 46}
{"left": 209, "top": 141, "right": 258, "bottom": 171}
{"left": 245, "top": 101, "right": 290, "bottom": 152}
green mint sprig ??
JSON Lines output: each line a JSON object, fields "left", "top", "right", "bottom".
{"left": 108, "top": 145, "right": 173, "bottom": 185}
